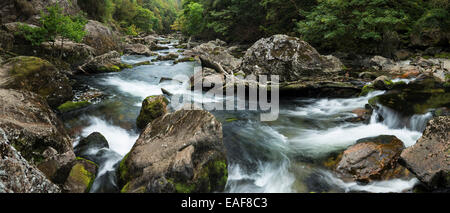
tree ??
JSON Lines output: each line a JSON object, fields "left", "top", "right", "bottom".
{"left": 19, "top": 4, "right": 87, "bottom": 58}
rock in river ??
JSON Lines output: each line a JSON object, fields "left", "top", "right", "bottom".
{"left": 240, "top": 34, "right": 344, "bottom": 82}
{"left": 400, "top": 116, "right": 450, "bottom": 189}
{"left": 136, "top": 95, "right": 169, "bottom": 129}
{"left": 336, "top": 135, "right": 411, "bottom": 183}
{"left": 119, "top": 108, "right": 228, "bottom": 193}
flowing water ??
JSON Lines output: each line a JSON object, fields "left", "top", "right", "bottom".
{"left": 63, "top": 39, "right": 431, "bottom": 193}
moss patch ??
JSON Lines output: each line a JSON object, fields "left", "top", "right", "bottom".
{"left": 68, "top": 163, "right": 95, "bottom": 193}
{"left": 136, "top": 96, "right": 169, "bottom": 129}
{"left": 360, "top": 85, "right": 375, "bottom": 96}
{"left": 57, "top": 101, "right": 91, "bottom": 113}
{"left": 118, "top": 153, "right": 130, "bottom": 185}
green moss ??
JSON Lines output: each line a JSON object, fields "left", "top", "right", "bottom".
{"left": 225, "top": 118, "right": 239, "bottom": 122}
{"left": 360, "top": 85, "right": 375, "bottom": 96}
{"left": 136, "top": 96, "right": 168, "bottom": 129}
{"left": 119, "top": 153, "right": 130, "bottom": 184}
{"left": 68, "top": 163, "right": 95, "bottom": 193}
{"left": 167, "top": 178, "right": 197, "bottom": 193}
{"left": 57, "top": 101, "right": 91, "bottom": 113}
{"left": 435, "top": 52, "right": 450, "bottom": 59}
{"left": 120, "top": 182, "right": 131, "bottom": 193}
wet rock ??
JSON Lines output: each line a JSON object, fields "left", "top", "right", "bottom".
{"left": 155, "top": 52, "right": 179, "bottom": 61}
{"left": 400, "top": 116, "right": 450, "bottom": 189}
{"left": 345, "top": 108, "right": 372, "bottom": 124}
{"left": 136, "top": 95, "right": 169, "bottom": 129}
{"left": 368, "top": 75, "right": 450, "bottom": 116}
{"left": 0, "top": 128, "right": 61, "bottom": 193}
{"left": 119, "top": 109, "right": 227, "bottom": 193}
{"left": 279, "top": 80, "right": 361, "bottom": 98}
{"left": 83, "top": 20, "right": 121, "bottom": 55}
{"left": 372, "top": 76, "right": 393, "bottom": 90}
{"left": 0, "top": 56, "right": 73, "bottom": 108}
{"left": 336, "top": 135, "right": 411, "bottom": 183}
{"left": 0, "top": 89, "right": 72, "bottom": 165}
{"left": 37, "top": 150, "right": 76, "bottom": 184}
{"left": 75, "top": 132, "right": 109, "bottom": 157}
{"left": 63, "top": 158, "right": 98, "bottom": 193}
{"left": 240, "top": 34, "right": 343, "bottom": 82}
{"left": 79, "top": 51, "right": 131, "bottom": 74}
{"left": 124, "top": 43, "right": 155, "bottom": 56}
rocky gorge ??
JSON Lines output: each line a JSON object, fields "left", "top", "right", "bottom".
{"left": 0, "top": 1, "right": 449, "bottom": 194}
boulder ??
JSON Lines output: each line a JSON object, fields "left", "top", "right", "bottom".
{"left": 368, "top": 75, "right": 450, "bottom": 116}
{"left": 400, "top": 116, "right": 450, "bottom": 189}
{"left": 186, "top": 40, "right": 241, "bottom": 74}
{"left": 240, "top": 34, "right": 343, "bottom": 82}
{"left": 0, "top": 89, "right": 73, "bottom": 165}
{"left": 0, "top": 128, "right": 61, "bottom": 193}
{"left": 123, "top": 43, "right": 155, "bottom": 56}
{"left": 0, "top": 56, "right": 73, "bottom": 108}
{"left": 136, "top": 95, "right": 169, "bottom": 129}
{"left": 41, "top": 39, "right": 96, "bottom": 67}
{"left": 372, "top": 75, "right": 393, "bottom": 90}
{"left": 119, "top": 109, "right": 227, "bottom": 193}
{"left": 83, "top": 20, "right": 120, "bottom": 55}
{"left": 63, "top": 158, "right": 98, "bottom": 193}
{"left": 75, "top": 132, "right": 109, "bottom": 157}
{"left": 36, "top": 150, "right": 76, "bottom": 184}
{"left": 336, "top": 135, "right": 411, "bottom": 183}
{"left": 79, "top": 51, "right": 131, "bottom": 74}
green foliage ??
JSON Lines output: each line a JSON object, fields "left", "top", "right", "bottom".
{"left": 296, "top": 0, "right": 423, "bottom": 53}
{"left": 18, "top": 4, "right": 87, "bottom": 57}
{"left": 125, "top": 24, "right": 139, "bottom": 36}
{"left": 174, "top": 1, "right": 205, "bottom": 36}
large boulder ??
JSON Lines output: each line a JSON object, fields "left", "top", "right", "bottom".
{"left": 79, "top": 51, "right": 131, "bottom": 74}
{"left": 83, "top": 20, "right": 120, "bottom": 55}
{"left": 240, "top": 34, "right": 344, "bottom": 82}
{"left": 335, "top": 135, "right": 411, "bottom": 183}
{"left": 123, "top": 43, "right": 155, "bottom": 56}
{"left": 0, "top": 89, "right": 73, "bottom": 165}
{"left": 41, "top": 39, "right": 96, "bottom": 67}
{"left": 0, "top": 128, "right": 61, "bottom": 193}
{"left": 119, "top": 109, "right": 228, "bottom": 193}
{"left": 186, "top": 40, "right": 241, "bottom": 74}
{"left": 400, "top": 116, "right": 450, "bottom": 189}
{"left": 0, "top": 56, "right": 73, "bottom": 108}
{"left": 75, "top": 132, "right": 109, "bottom": 158}
{"left": 136, "top": 95, "right": 169, "bottom": 130}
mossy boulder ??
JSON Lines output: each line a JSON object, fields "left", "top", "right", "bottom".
{"left": 368, "top": 75, "right": 450, "bottom": 116}
{"left": 136, "top": 95, "right": 169, "bottom": 129}
{"left": 57, "top": 101, "right": 91, "bottom": 113}
{"left": 119, "top": 109, "right": 228, "bottom": 193}
{"left": 64, "top": 158, "right": 98, "bottom": 193}
{"left": 74, "top": 132, "right": 109, "bottom": 162}
{"left": 0, "top": 56, "right": 73, "bottom": 108}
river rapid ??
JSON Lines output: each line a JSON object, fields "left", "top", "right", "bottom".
{"left": 62, "top": 39, "right": 431, "bottom": 193}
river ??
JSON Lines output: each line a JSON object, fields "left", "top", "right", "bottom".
{"left": 62, "top": 38, "right": 431, "bottom": 193}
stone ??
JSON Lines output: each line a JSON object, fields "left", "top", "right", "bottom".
{"left": 240, "top": 34, "right": 343, "bottom": 82}
{"left": 336, "top": 135, "right": 411, "bottom": 183}
{"left": 0, "top": 89, "right": 72, "bottom": 165}
{"left": 136, "top": 95, "right": 169, "bottom": 129}
{"left": 0, "top": 128, "right": 61, "bottom": 193}
{"left": 0, "top": 56, "right": 73, "bottom": 108}
{"left": 400, "top": 116, "right": 450, "bottom": 189}
{"left": 83, "top": 20, "right": 120, "bottom": 55}
{"left": 63, "top": 158, "right": 98, "bottom": 193}
{"left": 119, "top": 109, "right": 227, "bottom": 193}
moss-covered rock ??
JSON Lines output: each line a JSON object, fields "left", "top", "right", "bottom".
{"left": 173, "top": 57, "right": 195, "bottom": 64}
{"left": 0, "top": 56, "right": 73, "bottom": 108}
{"left": 368, "top": 76, "right": 450, "bottom": 116}
{"left": 57, "top": 101, "right": 91, "bottom": 113}
{"left": 64, "top": 158, "right": 98, "bottom": 193}
{"left": 136, "top": 95, "right": 169, "bottom": 129}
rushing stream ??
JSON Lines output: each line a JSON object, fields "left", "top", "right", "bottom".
{"left": 62, "top": 39, "right": 431, "bottom": 193}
